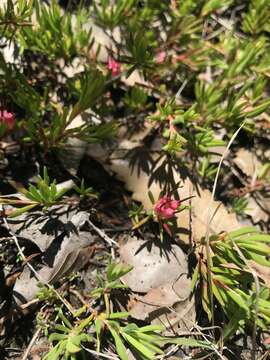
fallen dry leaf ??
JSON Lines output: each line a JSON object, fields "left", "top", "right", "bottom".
{"left": 12, "top": 212, "right": 95, "bottom": 306}
{"left": 248, "top": 260, "right": 270, "bottom": 288}
{"left": 234, "top": 148, "right": 261, "bottom": 178}
{"left": 120, "top": 238, "right": 188, "bottom": 293}
{"left": 245, "top": 196, "right": 270, "bottom": 224}
{"left": 120, "top": 238, "right": 195, "bottom": 332}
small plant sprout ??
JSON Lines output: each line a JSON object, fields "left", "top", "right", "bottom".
{"left": 231, "top": 196, "right": 249, "bottom": 216}
{"left": 43, "top": 309, "right": 94, "bottom": 360}
{"left": 74, "top": 178, "right": 98, "bottom": 199}
{"left": 92, "top": 261, "right": 133, "bottom": 316}
{"left": 0, "top": 167, "right": 71, "bottom": 217}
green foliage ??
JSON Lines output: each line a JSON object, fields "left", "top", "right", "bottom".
{"left": 242, "top": 0, "right": 270, "bottom": 35}
{"left": 17, "top": 0, "right": 93, "bottom": 60}
{"left": 107, "top": 322, "right": 165, "bottom": 360}
{"left": 150, "top": 99, "right": 225, "bottom": 157}
{"left": 0, "top": 0, "right": 33, "bottom": 40}
{"left": 2, "top": 0, "right": 270, "bottom": 354}
{"left": 194, "top": 227, "right": 270, "bottom": 336}
{"left": 91, "top": 261, "right": 133, "bottom": 299}
{"left": 198, "top": 156, "right": 218, "bottom": 180}
{"left": 124, "top": 30, "right": 155, "bottom": 74}
{"left": 0, "top": 167, "right": 71, "bottom": 217}
{"left": 36, "top": 283, "right": 58, "bottom": 302}
{"left": 43, "top": 310, "right": 93, "bottom": 360}
{"left": 74, "top": 178, "right": 98, "bottom": 199}
{"left": 93, "top": 0, "right": 136, "bottom": 30}
{"left": 124, "top": 87, "right": 148, "bottom": 111}
{"left": 231, "top": 197, "right": 249, "bottom": 216}
{"left": 23, "top": 167, "right": 69, "bottom": 206}
{"left": 201, "top": 0, "right": 233, "bottom": 16}
{"left": 38, "top": 262, "right": 211, "bottom": 359}
{"left": 68, "top": 69, "right": 105, "bottom": 122}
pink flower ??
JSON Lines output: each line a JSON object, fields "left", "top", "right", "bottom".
{"left": 156, "top": 50, "right": 166, "bottom": 64}
{"left": 107, "top": 57, "right": 121, "bottom": 76}
{"left": 0, "top": 110, "right": 15, "bottom": 130}
{"left": 154, "top": 196, "right": 180, "bottom": 219}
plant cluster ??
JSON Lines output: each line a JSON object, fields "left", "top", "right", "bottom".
{"left": 1, "top": 0, "right": 270, "bottom": 359}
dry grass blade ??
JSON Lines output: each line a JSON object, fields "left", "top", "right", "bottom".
{"left": 204, "top": 121, "right": 246, "bottom": 326}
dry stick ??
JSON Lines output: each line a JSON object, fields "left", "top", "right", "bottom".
{"left": 175, "top": 79, "right": 188, "bottom": 99}
{"left": 204, "top": 121, "right": 246, "bottom": 328}
{"left": 21, "top": 312, "right": 50, "bottom": 360}
{"left": 210, "top": 14, "right": 247, "bottom": 39}
{"left": 88, "top": 219, "right": 119, "bottom": 247}
{"left": 21, "top": 327, "right": 42, "bottom": 360}
{"left": 191, "top": 324, "right": 226, "bottom": 360}
{"left": 1, "top": 212, "right": 75, "bottom": 315}
{"left": 81, "top": 345, "right": 119, "bottom": 359}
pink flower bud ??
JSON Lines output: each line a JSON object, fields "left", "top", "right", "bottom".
{"left": 154, "top": 196, "right": 180, "bottom": 219}
{"left": 107, "top": 57, "right": 121, "bottom": 77}
{"left": 0, "top": 110, "right": 15, "bottom": 130}
{"left": 156, "top": 50, "right": 166, "bottom": 64}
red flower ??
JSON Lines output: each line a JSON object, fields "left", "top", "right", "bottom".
{"left": 107, "top": 57, "right": 121, "bottom": 76}
{"left": 0, "top": 110, "right": 15, "bottom": 130}
{"left": 154, "top": 196, "right": 180, "bottom": 219}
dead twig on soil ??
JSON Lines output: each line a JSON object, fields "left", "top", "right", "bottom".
{"left": 88, "top": 219, "right": 119, "bottom": 247}
{"left": 21, "top": 313, "right": 50, "bottom": 360}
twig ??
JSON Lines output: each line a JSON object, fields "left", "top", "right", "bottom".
{"left": 21, "top": 324, "right": 42, "bottom": 360}
{"left": 175, "top": 79, "right": 188, "bottom": 99}
{"left": 192, "top": 323, "right": 225, "bottom": 360}
{"left": 81, "top": 345, "right": 119, "bottom": 359}
{"left": 210, "top": 14, "right": 247, "bottom": 39}
{"left": 88, "top": 219, "right": 119, "bottom": 247}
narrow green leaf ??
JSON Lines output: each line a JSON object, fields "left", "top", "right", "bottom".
{"left": 48, "top": 333, "right": 67, "bottom": 342}
{"left": 122, "top": 333, "right": 155, "bottom": 359}
{"left": 163, "top": 337, "right": 212, "bottom": 349}
{"left": 8, "top": 203, "right": 38, "bottom": 217}
{"left": 66, "top": 338, "right": 81, "bottom": 354}
{"left": 227, "top": 227, "right": 259, "bottom": 239}
{"left": 109, "top": 312, "right": 129, "bottom": 320}
{"left": 137, "top": 325, "right": 164, "bottom": 333}
{"left": 109, "top": 328, "right": 129, "bottom": 360}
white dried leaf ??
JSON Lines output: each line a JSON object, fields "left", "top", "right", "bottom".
{"left": 234, "top": 149, "right": 261, "bottom": 177}
{"left": 120, "top": 239, "right": 188, "bottom": 293}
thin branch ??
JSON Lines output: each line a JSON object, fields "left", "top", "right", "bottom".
{"left": 88, "top": 219, "right": 119, "bottom": 247}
